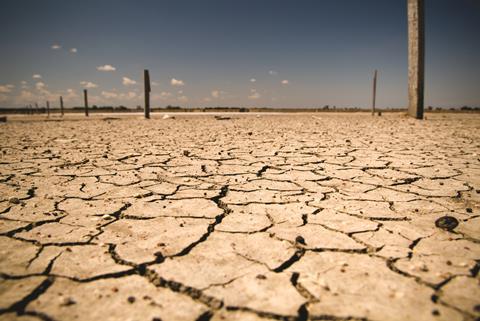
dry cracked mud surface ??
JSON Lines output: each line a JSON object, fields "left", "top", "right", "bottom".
{"left": 0, "top": 113, "right": 479, "bottom": 321}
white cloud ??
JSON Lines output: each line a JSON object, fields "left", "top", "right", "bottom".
{"left": 32, "top": 74, "right": 42, "bottom": 79}
{"left": 30, "top": 82, "right": 56, "bottom": 102}
{"left": 126, "top": 92, "right": 137, "bottom": 99}
{"left": 250, "top": 78, "right": 256, "bottom": 83}
{"left": 12, "top": 80, "right": 69, "bottom": 105}
{"left": 248, "top": 89, "right": 261, "bottom": 100}
{"left": 152, "top": 91, "right": 172, "bottom": 100}
{"left": 35, "top": 82, "right": 46, "bottom": 90}
{"left": 268, "top": 70, "right": 278, "bottom": 76}
{"left": 14, "top": 90, "right": 36, "bottom": 105}
{"left": 281, "top": 79, "right": 289, "bottom": 85}
{"left": 64, "top": 89, "right": 78, "bottom": 101}
{"left": 80, "top": 81, "right": 98, "bottom": 89}
{"left": 151, "top": 81, "right": 159, "bottom": 86}
{"left": 101, "top": 90, "right": 138, "bottom": 101}
{"left": 211, "top": 90, "right": 226, "bottom": 99}
{"left": 122, "top": 77, "right": 137, "bottom": 86}
{"left": 177, "top": 95, "right": 188, "bottom": 102}
{"left": 97, "top": 64, "right": 116, "bottom": 72}
{"left": 171, "top": 78, "right": 185, "bottom": 86}
{"left": 51, "top": 44, "right": 61, "bottom": 50}
{"left": 70, "top": 48, "right": 78, "bottom": 53}
{"left": 0, "top": 84, "right": 14, "bottom": 93}
{"left": 101, "top": 91, "right": 118, "bottom": 99}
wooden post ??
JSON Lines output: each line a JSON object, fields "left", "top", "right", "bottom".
{"left": 83, "top": 89, "right": 89, "bottom": 117}
{"left": 408, "top": 0, "right": 425, "bottom": 119}
{"left": 46, "top": 101, "right": 50, "bottom": 117}
{"left": 35, "top": 103, "right": 39, "bottom": 114}
{"left": 60, "top": 96, "right": 64, "bottom": 116}
{"left": 372, "top": 70, "right": 377, "bottom": 115}
{"left": 144, "top": 69, "right": 151, "bottom": 119}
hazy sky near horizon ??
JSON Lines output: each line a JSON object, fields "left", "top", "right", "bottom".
{"left": 0, "top": 0, "right": 479, "bottom": 108}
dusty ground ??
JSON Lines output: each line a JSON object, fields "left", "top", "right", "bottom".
{"left": 0, "top": 112, "right": 479, "bottom": 321}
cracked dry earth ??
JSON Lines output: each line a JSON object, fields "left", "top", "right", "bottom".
{"left": 0, "top": 113, "right": 479, "bottom": 321}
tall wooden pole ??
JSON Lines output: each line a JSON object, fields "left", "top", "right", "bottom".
{"left": 60, "top": 96, "right": 64, "bottom": 117}
{"left": 372, "top": 70, "right": 377, "bottom": 115}
{"left": 46, "top": 101, "right": 50, "bottom": 117}
{"left": 144, "top": 69, "right": 151, "bottom": 119}
{"left": 83, "top": 89, "right": 89, "bottom": 117}
{"left": 408, "top": 0, "right": 425, "bottom": 119}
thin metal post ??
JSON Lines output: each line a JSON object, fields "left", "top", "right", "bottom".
{"left": 372, "top": 70, "right": 377, "bottom": 115}
{"left": 60, "top": 96, "right": 64, "bottom": 116}
{"left": 84, "top": 89, "right": 89, "bottom": 117}
{"left": 144, "top": 69, "right": 151, "bottom": 119}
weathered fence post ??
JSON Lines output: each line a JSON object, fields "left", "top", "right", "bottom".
{"left": 372, "top": 70, "right": 377, "bottom": 115}
{"left": 144, "top": 69, "right": 151, "bottom": 119}
{"left": 408, "top": 0, "right": 425, "bottom": 119}
{"left": 46, "top": 101, "right": 50, "bottom": 117}
{"left": 84, "top": 89, "right": 89, "bottom": 117}
{"left": 60, "top": 96, "right": 64, "bottom": 117}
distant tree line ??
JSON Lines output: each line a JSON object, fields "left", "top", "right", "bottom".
{"left": 1, "top": 105, "right": 480, "bottom": 114}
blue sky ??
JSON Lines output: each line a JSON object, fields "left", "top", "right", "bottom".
{"left": 0, "top": 0, "right": 479, "bottom": 108}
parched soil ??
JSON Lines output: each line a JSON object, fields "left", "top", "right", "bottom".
{"left": 0, "top": 112, "right": 479, "bottom": 321}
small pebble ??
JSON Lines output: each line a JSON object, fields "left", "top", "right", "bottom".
{"left": 420, "top": 264, "right": 429, "bottom": 272}
{"left": 60, "top": 297, "right": 76, "bottom": 306}
{"left": 8, "top": 197, "right": 20, "bottom": 204}
{"left": 295, "top": 235, "right": 306, "bottom": 245}
{"left": 435, "top": 216, "right": 459, "bottom": 231}
{"left": 127, "top": 296, "right": 136, "bottom": 303}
